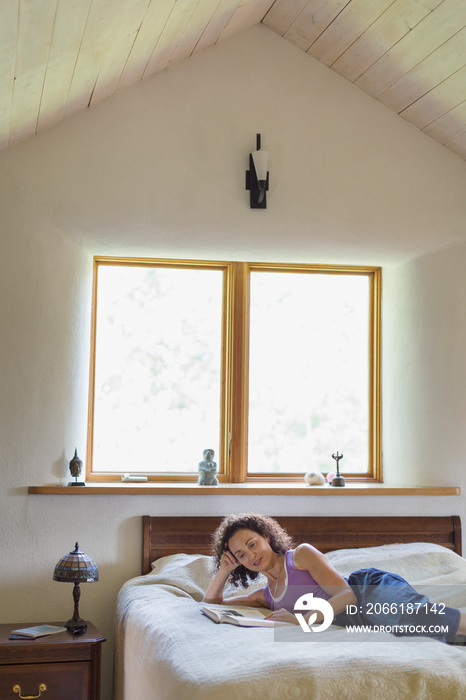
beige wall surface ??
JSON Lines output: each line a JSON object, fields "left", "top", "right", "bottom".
{"left": 1, "top": 26, "right": 466, "bottom": 699}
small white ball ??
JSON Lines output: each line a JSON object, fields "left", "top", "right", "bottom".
{"left": 304, "top": 471, "right": 325, "bottom": 485}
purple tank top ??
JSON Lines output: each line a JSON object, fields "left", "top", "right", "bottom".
{"left": 263, "top": 550, "right": 331, "bottom": 612}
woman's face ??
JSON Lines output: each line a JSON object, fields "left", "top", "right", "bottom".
{"left": 227, "top": 528, "right": 273, "bottom": 572}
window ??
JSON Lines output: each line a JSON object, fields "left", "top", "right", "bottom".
{"left": 86, "top": 258, "right": 381, "bottom": 482}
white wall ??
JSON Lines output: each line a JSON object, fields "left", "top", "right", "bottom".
{"left": 383, "top": 239, "right": 466, "bottom": 487}
{"left": 1, "top": 25, "right": 466, "bottom": 699}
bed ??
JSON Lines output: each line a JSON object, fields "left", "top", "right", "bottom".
{"left": 115, "top": 515, "right": 466, "bottom": 700}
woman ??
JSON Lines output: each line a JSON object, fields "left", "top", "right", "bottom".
{"left": 204, "top": 513, "right": 464, "bottom": 642}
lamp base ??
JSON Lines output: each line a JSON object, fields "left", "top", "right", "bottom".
{"left": 68, "top": 481, "right": 86, "bottom": 486}
{"left": 65, "top": 618, "right": 87, "bottom": 634}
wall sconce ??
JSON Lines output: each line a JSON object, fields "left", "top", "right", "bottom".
{"left": 245, "top": 133, "right": 269, "bottom": 209}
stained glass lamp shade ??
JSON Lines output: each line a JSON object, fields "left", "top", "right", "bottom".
{"left": 53, "top": 543, "right": 99, "bottom": 633}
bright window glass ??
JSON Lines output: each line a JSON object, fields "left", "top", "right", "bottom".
{"left": 91, "top": 264, "right": 224, "bottom": 473}
{"left": 87, "top": 259, "right": 380, "bottom": 481}
{"left": 248, "top": 271, "right": 369, "bottom": 474}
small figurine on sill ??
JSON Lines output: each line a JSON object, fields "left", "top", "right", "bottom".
{"left": 198, "top": 449, "right": 219, "bottom": 485}
{"left": 68, "top": 448, "right": 85, "bottom": 486}
{"left": 331, "top": 451, "right": 345, "bottom": 487}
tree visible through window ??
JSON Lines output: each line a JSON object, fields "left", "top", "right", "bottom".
{"left": 87, "top": 258, "right": 381, "bottom": 482}
{"left": 248, "top": 271, "right": 369, "bottom": 475}
{"left": 90, "top": 262, "right": 225, "bottom": 474}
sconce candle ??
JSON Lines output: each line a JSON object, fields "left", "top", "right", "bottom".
{"left": 245, "top": 133, "right": 269, "bottom": 208}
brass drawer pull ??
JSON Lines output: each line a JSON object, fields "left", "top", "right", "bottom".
{"left": 13, "top": 684, "right": 47, "bottom": 699}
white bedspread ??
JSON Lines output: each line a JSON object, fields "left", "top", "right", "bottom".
{"left": 115, "top": 543, "right": 466, "bottom": 700}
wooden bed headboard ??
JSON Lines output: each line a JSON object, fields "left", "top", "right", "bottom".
{"left": 142, "top": 515, "right": 462, "bottom": 575}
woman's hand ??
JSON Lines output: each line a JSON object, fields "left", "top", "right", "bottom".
{"left": 219, "top": 549, "right": 239, "bottom": 574}
{"left": 264, "top": 608, "right": 299, "bottom": 625}
{"left": 203, "top": 549, "right": 239, "bottom": 603}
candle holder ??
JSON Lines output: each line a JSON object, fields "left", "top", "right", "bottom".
{"left": 331, "top": 451, "right": 345, "bottom": 487}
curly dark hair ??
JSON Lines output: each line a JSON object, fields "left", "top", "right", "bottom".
{"left": 211, "top": 513, "right": 294, "bottom": 588}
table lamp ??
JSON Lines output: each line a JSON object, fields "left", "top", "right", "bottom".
{"left": 53, "top": 543, "right": 99, "bottom": 633}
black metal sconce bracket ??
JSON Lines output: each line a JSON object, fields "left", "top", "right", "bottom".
{"left": 245, "top": 133, "right": 269, "bottom": 209}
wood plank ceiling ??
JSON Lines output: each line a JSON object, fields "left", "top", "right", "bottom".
{"left": 2, "top": 0, "right": 466, "bottom": 160}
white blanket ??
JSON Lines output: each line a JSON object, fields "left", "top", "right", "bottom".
{"left": 115, "top": 543, "right": 466, "bottom": 700}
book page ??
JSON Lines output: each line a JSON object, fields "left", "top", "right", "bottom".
{"left": 203, "top": 604, "right": 269, "bottom": 619}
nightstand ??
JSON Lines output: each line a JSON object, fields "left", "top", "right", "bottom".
{"left": 0, "top": 622, "right": 105, "bottom": 700}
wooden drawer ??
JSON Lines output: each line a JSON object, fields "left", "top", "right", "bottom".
{"left": 0, "top": 662, "right": 91, "bottom": 700}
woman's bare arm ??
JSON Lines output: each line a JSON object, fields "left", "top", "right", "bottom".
{"left": 266, "top": 544, "right": 356, "bottom": 625}
{"left": 203, "top": 550, "right": 266, "bottom": 608}
{"left": 293, "top": 543, "right": 356, "bottom": 618}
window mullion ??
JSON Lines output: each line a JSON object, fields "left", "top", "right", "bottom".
{"left": 229, "top": 263, "right": 249, "bottom": 482}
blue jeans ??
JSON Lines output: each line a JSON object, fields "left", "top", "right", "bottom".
{"left": 333, "top": 568, "right": 461, "bottom": 643}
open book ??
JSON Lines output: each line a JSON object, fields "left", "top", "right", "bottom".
{"left": 201, "top": 604, "right": 290, "bottom": 627}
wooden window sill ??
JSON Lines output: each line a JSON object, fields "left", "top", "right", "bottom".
{"left": 28, "top": 483, "right": 461, "bottom": 496}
